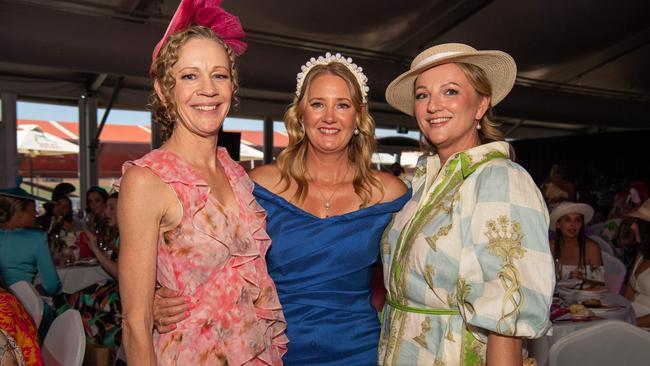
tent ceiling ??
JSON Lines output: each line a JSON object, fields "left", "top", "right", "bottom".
{"left": 0, "top": 0, "right": 648, "bottom": 140}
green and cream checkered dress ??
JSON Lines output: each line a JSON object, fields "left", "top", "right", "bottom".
{"left": 379, "top": 141, "right": 554, "bottom": 366}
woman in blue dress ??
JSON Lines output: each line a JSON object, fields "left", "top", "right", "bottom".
{"left": 153, "top": 53, "right": 410, "bottom": 365}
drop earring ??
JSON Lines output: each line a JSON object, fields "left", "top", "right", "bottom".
{"left": 354, "top": 128, "right": 360, "bottom": 135}
{"left": 476, "top": 122, "right": 481, "bottom": 130}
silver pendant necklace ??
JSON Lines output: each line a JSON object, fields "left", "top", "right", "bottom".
{"left": 307, "top": 164, "right": 351, "bottom": 217}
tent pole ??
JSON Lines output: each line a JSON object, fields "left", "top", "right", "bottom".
{"left": 0, "top": 92, "right": 18, "bottom": 189}
{"left": 263, "top": 116, "right": 274, "bottom": 165}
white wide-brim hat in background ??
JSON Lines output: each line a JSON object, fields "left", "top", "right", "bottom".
{"left": 385, "top": 43, "right": 517, "bottom": 116}
{"left": 549, "top": 202, "right": 595, "bottom": 231}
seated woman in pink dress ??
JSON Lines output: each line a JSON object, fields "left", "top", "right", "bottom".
{"left": 115, "top": 2, "right": 287, "bottom": 365}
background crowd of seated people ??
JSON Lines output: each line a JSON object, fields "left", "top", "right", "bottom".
{"left": 0, "top": 181, "right": 123, "bottom": 363}
{"left": 55, "top": 192, "right": 121, "bottom": 356}
{"left": 0, "top": 184, "right": 61, "bottom": 340}
{"left": 542, "top": 167, "right": 650, "bottom": 330}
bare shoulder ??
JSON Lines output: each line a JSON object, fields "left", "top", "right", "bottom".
{"left": 120, "top": 166, "right": 166, "bottom": 194}
{"left": 374, "top": 170, "right": 408, "bottom": 202}
{"left": 585, "top": 239, "right": 601, "bottom": 253}
{"left": 119, "top": 166, "right": 174, "bottom": 213}
{"left": 249, "top": 164, "right": 283, "bottom": 191}
{"left": 585, "top": 239, "right": 604, "bottom": 264}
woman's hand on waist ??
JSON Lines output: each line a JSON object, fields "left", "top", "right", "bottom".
{"left": 153, "top": 286, "right": 193, "bottom": 333}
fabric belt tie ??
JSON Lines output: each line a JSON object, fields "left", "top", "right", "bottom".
{"left": 385, "top": 297, "right": 484, "bottom": 366}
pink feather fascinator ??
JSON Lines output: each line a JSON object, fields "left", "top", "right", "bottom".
{"left": 151, "top": 0, "right": 247, "bottom": 73}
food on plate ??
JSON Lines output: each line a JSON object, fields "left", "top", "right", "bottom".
{"left": 582, "top": 298, "right": 603, "bottom": 308}
{"left": 523, "top": 357, "right": 537, "bottom": 366}
{"left": 569, "top": 304, "right": 590, "bottom": 316}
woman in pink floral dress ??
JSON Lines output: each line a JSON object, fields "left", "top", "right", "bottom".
{"left": 115, "top": 2, "right": 287, "bottom": 365}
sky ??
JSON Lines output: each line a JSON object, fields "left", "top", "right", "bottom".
{"left": 17, "top": 100, "right": 421, "bottom": 139}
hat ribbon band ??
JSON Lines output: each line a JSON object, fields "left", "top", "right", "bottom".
{"left": 413, "top": 51, "right": 464, "bottom": 70}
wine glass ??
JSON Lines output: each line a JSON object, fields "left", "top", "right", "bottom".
{"left": 554, "top": 258, "right": 563, "bottom": 283}
{"left": 61, "top": 245, "right": 74, "bottom": 266}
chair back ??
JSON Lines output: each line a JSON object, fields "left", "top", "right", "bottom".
{"left": 589, "top": 235, "right": 614, "bottom": 256}
{"left": 9, "top": 280, "right": 44, "bottom": 328}
{"left": 42, "top": 309, "right": 85, "bottom": 366}
{"left": 549, "top": 319, "right": 650, "bottom": 366}
{"left": 602, "top": 251, "right": 626, "bottom": 293}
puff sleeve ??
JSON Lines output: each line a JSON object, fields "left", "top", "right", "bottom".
{"left": 456, "top": 161, "right": 554, "bottom": 341}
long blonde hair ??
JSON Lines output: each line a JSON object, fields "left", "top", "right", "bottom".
{"left": 148, "top": 25, "right": 239, "bottom": 142}
{"left": 276, "top": 63, "right": 382, "bottom": 207}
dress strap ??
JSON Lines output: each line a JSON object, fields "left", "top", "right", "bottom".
{"left": 386, "top": 297, "right": 459, "bottom": 315}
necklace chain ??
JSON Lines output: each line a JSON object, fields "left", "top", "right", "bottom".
{"left": 306, "top": 164, "right": 351, "bottom": 217}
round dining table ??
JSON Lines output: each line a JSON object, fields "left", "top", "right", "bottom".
{"left": 55, "top": 263, "right": 112, "bottom": 294}
{"left": 528, "top": 290, "right": 636, "bottom": 366}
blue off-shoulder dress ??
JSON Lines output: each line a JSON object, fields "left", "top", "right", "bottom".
{"left": 253, "top": 184, "right": 410, "bottom": 366}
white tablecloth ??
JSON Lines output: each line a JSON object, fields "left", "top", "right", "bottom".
{"left": 56, "top": 265, "right": 112, "bottom": 294}
{"left": 528, "top": 291, "right": 636, "bottom": 366}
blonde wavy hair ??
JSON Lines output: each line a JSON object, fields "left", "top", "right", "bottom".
{"left": 148, "top": 25, "right": 239, "bottom": 142}
{"left": 276, "top": 63, "right": 383, "bottom": 207}
{"left": 420, "top": 62, "right": 515, "bottom": 158}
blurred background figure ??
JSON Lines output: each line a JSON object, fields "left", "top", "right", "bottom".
{"left": 389, "top": 162, "right": 405, "bottom": 177}
{"left": 84, "top": 186, "right": 108, "bottom": 231}
{"left": 624, "top": 199, "right": 650, "bottom": 327}
{"left": 541, "top": 164, "right": 576, "bottom": 209}
{"left": 36, "top": 182, "right": 75, "bottom": 231}
{"left": 609, "top": 181, "right": 647, "bottom": 219}
{"left": 78, "top": 187, "right": 110, "bottom": 259}
{"left": 0, "top": 181, "right": 61, "bottom": 340}
{"left": 550, "top": 202, "right": 604, "bottom": 282}
{"left": 56, "top": 192, "right": 121, "bottom": 361}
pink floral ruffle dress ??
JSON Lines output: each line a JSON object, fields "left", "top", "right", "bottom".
{"left": 118, "top": 148, "right": 287, "bottom": 365}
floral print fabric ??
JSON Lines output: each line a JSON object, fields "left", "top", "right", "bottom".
{"left": 118, "top": 148, "right": 287, "bottom": 365}
{"left": 0, "top": 288, "right": 41, "bottom": 366}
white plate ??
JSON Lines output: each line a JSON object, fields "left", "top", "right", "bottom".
{"left": 74, "top": 258, "right": 98, "bottom": 266}
{"left": 557, "top": 279, "right": 582, "bottom": 287}
{"left": 589, "top": 306, "right": 621, "bottom": 313}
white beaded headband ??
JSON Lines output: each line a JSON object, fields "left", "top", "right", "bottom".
{"left": 295, "top": 52, "right": 370, "bottom": 103}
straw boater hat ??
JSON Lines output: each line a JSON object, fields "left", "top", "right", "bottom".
{"left": 628, "top": 199, "right": 650, "bottom": 223}
{"left": 549, "top": 202, "right": 595, "bottom": 231}
{"left": 385, "top": 43, "right": 517, "bottom": 116}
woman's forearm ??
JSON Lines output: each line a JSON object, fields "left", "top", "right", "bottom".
{"left": 487, "top": 332, "right": 522, "bottom": 365}
{"left": 92, "top": 248, "right": 118, "bottom": 277}
{"left": 123, "top": 320, "right": 156, "bottom": 365}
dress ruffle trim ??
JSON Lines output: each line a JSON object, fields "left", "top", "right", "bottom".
{"left": 120, "top": 148, "right": 287, "bottom": 365}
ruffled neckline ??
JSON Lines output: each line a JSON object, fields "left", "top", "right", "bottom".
{"left": 121, "top": 148, "right": 287, "bottom": 364}
{"left": 253, "top": 183, "right": 411, "bottom": 221}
